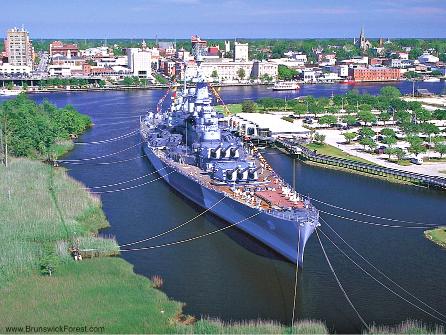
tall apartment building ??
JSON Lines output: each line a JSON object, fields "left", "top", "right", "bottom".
{"left": 5, "top": 27, "right": 33, "bottom": 67}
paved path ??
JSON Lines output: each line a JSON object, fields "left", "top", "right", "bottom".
{"left": 317, "top": 128, "right": 446, "bottom": 178}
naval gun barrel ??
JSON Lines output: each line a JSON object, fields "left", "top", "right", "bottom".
{"left": 226, "top": 166, "right": 240, "bottom": 175}
{"left": 211, "top": 143, "right": 223, "bottom": 154}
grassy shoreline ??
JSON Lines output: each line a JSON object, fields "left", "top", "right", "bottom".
{"left": 0, "top": 157, "right": 330, "bottom": 334}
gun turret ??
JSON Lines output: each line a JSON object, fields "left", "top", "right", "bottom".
{"left": 210, "top": 143, "right": 223, "bottom": 158}
{"left": 248, "top": 165, "right": 262, "bottom": 180}
{"left": 221, "top": 145, "right": 232, "bottom": 158}
{"left": 230, "top": 146, "right": 240, "bottom": 158}
{"left": 237, "top": 165, "right": 251, "bottom": 180}
{"left": 226, "top": 166, "right": 240, "bottom": 181}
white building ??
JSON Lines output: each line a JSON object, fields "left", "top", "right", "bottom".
{"left": 0, "top": 63, "right": 31, "bottom": 76}
{"left": 325, "top": 65, "right": 349, "bottom": 78}
{"left": 6, "top": 28, "right": 34, "bottom": 68}
{"left": 127, "top": 48, "right": 152, "bottom": 78}
{"left": 229, "top": 113, "right": 310, "bottom": 137}
{"left": 81, "top": 46, "right": 109, "bottom": 58}
{"left": 301, "top": 70, "right": 316, "bottom": 82}
{"left": 234, "top": 41, "right": 249, "bottom": 62}
{"left": 48, "top": 65, "right": 72, "bottom": 77}
{"left": 418, "top": 53, "right": 439, "bottom": 64}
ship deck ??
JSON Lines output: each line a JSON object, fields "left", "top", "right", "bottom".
{"left": 157, "top": 149, "right": 307, "bottom": 212}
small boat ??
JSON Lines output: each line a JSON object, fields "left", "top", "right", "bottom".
{"left": 423, "top": 76, "right": 440, "bottom": 82}
{"left": 272, "top": 81, "right": 301, "bottom": 90}
{"left": 340, "top": 77, "right": 357, "bottom": 84}
{"left": 0, "top": 89, "right": 21, "bottom": 96}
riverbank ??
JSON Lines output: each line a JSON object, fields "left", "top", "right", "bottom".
{"left": 0, "top": 158, "right": 185, "bottom": 333}
{"left": 0, "top": 158, "right": 330, "bottom": 334}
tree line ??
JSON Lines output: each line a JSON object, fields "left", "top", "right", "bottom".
{"left": 0, "top": 94, "right": 91, "bottom": 159}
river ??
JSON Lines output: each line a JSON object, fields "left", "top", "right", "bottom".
{"left": 2, "top": 81, "right": 446, "bottom": 333}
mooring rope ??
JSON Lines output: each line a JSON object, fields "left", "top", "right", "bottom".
{"left": 58, "top": 141, "right": 143, "bottom": 162}
{"left": 61, "top": 155, "right": 145, "bottom": 165}
{"left": 312, "top": 198, "right": 438, "bottom": 226}
{"left": 317, "top": 225, "right": 446, "bottom": 324}
{"left": 75, "top": 130, "right": 138, "bottom": 145}
{"left": 320, "top": 217, "right": 446, "bottom": 320}
{"left": 319, "top": 210, "right": 437, "bottom": 229}
{"left": 119, "top": 196, "right": 228, "bottom": 247}
{"left": 91, "top": 170, "right": 175, "bottom": 194}
{"left": 120, "top": 211, "right": 261, "bottom": 252}
{"left": 85, "top": 167, "right": 167, "bottom": 189}
{"left": 291, "top": 227, "right": 301, "bottom": 328}
{"left": 316, "top": 228, "right": 371, "bottom": 332}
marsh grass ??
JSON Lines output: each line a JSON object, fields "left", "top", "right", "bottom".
{"left": 365, "top": 319, "right": 445, "bottom": 334}
{"left": 175, "top": 317, "right": 328, "bottom": 334}
{"left": 0, "top": 158, "right": 116, "bottom": 285}
{"left": 0, "top": 258, "right": 184, "bottom": 334}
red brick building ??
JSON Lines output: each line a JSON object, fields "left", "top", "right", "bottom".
{"left": 348, "top": 67, "right": 401, "bottom": 82}
{"left": 50, "top": 41, "right": 79, "bottom": 57}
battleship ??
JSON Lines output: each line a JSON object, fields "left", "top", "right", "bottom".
{"left": 140, "top": 36, "right": 319, "bottom": 266}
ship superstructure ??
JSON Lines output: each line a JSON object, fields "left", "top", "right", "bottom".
{"left": 140, "top": 36, "right": 319, "bottom": 266}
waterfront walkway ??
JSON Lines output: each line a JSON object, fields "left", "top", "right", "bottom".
{"left": 317, "top": 128, "right": 446, "bottom": 178}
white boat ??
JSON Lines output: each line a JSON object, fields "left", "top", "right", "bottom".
{"left": 0, "top": 89, "right": 21, "bottom": 96}
{"left": 272, "top": 81, "right": 301, "bottom": 90}
{"left": 423, "top": 76, "right": 441, "bottom": 82}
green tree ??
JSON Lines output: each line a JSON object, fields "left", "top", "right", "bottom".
{"left": 394, "top": 111, "right": 411, "bottom": 123}
{"left": 237, "top": 67, "right": 246, "bottom": 80}
{"left": 40, "top": 244, "right": 58, "bottom": 276}
{"left": 318, "top": 115, "right": 337, "bottom": 127}
{"left": 382, "top": 136, "right": 397, "bottom": 147}
{"left": 123, "top": 76, "right": 134, "bottom": 86}
{"left": 394, "top": 148, "right": 407, "bottom": 160}
{"left": 241, "top": 100, "right": 256, "bottom": 113}
{"left": 383, "top": 147, "right": 396, "bottom": 159}
{"left": 408, "top": 144, "right": 427, "bottom": 157}
{"left": 357, "top": 111, "right": 377, "bottom": 126}
{"left": 380, "top": 128, "right": 396, "bottom": 137}
{"left": 358, "top": 104, "right": 372, "bottom": 112}
{"left": 343, "top": 132, "right": 357, "bottom": 144}
{"left": 380, "top": 86, "right": 402, "bottom": 99}
{"left": 308, "top": 103, "right": 325, "bottom": 116}
{"left": 212, "top": 70, "right": 218, "bottom": 79}
{"left": 378, "top": 111, "right": 391, "bottom": 125}
{"left": 434, "top": 143, "right": 446, "bottom": 158}
{"left": 314, "top": 132, "right": 326, "bottom": 144}
{"left": 432, "top": 109, "right": 446, "bottom": 120}
{"left": 406, "top": 135, "right": 423, "bottom": 146}
{"left": 342, "top": 115, "right": 356, "bottom": 125}
{"left": 359, "top": 137, "right": 377, "bottom": 151}
{"left": 358, "top": 127, "right": 375, "bottom": 138}
{"left": 70, "top": 78, "right": 79, "bottom": 87}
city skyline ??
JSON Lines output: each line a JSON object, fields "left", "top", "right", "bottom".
{"left": 1, "top": 0, "right": 445, "bottom": 40}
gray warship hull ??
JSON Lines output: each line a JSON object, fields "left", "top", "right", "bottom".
{"left": 143, "top": 145, "right": 316, "bottom": 266}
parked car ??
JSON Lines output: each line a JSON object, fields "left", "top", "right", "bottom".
{"left": 374, "top": 148, "right": 384, "bottom": 154}
{"left": 411, "top": 158, "right": 423, "bottom": 165}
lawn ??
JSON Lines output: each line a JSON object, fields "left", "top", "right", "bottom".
{"left": 424, "top": 227, "right": 446, "bottom": 249}
{"left": 305, "top": 143, "right": 377, "bottom": 164}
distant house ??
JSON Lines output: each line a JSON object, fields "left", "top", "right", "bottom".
{"left": 414, "top": 89, "right": 433, "bottom": 97}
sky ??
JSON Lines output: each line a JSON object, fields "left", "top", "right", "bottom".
{"left": 1, "top": 0, "right": 445, "bottom": 40}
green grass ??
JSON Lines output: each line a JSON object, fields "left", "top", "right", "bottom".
{"left": 0, "top": 157, "right": 329, "bottom": 334}
{"left": 0, "top": 157, "right": 113, "bottom": 284}
{"left": 175, "top": 317, "right": 328, "bottom": 334}
{"left": 439, "top": 170, "right": 446, "bottom": 174}
{"left": 305, "top": 143, "right": 377, "bottom": 164}
{"left": 387, "top": 159, "right": 412, "bottom": 166}
{"left": 365, "top": 319, "right": 445, "bottom": 334}
{"left": 0, "top": 258, "right": 184, "bottom": 334}
{"left": 424, "top": 227, "right": 446, "bottom": 248}
{"left": 214, "top": 103, "right": 243, "bottom": 114}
